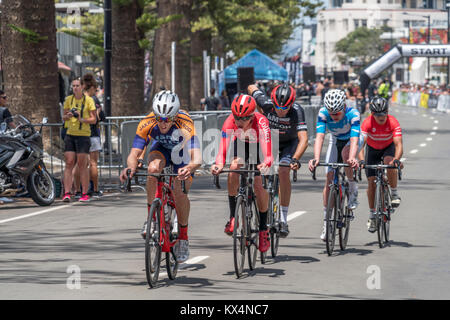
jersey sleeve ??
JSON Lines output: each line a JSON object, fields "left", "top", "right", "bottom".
{"left": 216, "top": 114, "right": 235, "bottom": 165}
{"left": 390, "top": 116, "right": 402, "bottom": 137}
{"left": 316, "top": 107, "right": 328, "bottom": 134}
{"left": 175, "top": 112, "right": 200, "bottom": 150}
{"left": 360, "top": 116, "right": 369, "bottom": 137}
{"left": 349, "top": 109, "right": 361, "bottom": 138}
{"left": 255, "top": 114, "right": 273, "bottom": 167}
{"left": 132, "top": 114, "right": 156, "bottom": 150}
{"left": 252, "top": 89, "right": 274, "bottom": 113}
{"left": 293, "top": 103, "right": 308, "bottom": 132}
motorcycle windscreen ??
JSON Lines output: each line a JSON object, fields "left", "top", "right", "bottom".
{"left": 6, "top": 149, "right": 25, "bottom": 169}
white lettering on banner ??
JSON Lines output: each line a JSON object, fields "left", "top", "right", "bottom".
{"left": 366, "top": 265, "right": 381, "bottom": 290}
{"left": 66, "top": 265, "right": 81, "bottom": 290}
{"left": 402, "top": 45, "right": 450, "bottom": 57}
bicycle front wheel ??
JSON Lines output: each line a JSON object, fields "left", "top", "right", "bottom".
{"left": 270, "top": 193, "right": 280, "bottom": 258}
{"left": 145, "top": 201, "right": 162, "bottom": 287}
{"left": 166, "top": 206, "right": 179, "bottom": 280}
{"left": 249, "top": 199, "right": 259, "bottom": 270}
{"left": 233, "top": 195, "right": 246, "bottom": 278}
{"left": 326, "top": 188, "right": 338, "bottom": 256}
{"left": 375, "top": 182, "right": 386, "bottom": 248}
{"left": 339, "top": 189, "right": 351, "bottom": 251}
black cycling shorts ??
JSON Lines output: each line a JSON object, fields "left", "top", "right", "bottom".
{"left": 365, "top": 142, "right": 395, "bottom": 178}
{"left": 232, "top": 139, "right": 261, "bottom": 176}
{"left": 64, "top": 135, "right": 91, "bottom": 154}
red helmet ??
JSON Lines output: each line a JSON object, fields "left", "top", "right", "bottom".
{"left": 271, "top": 84, "right": 296, "bottom": 110}
{"left": 231, "top": 94, "right": 256, "bottom": 117}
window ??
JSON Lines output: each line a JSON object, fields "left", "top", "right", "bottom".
{"left": 354, "top": 19, "right": 359, "bottom": 28}
{"left": 411, "top": 0, "right": 417, "bottom": 8}
{"left": 362, "top": 19, "right": 368, "bottom": 27}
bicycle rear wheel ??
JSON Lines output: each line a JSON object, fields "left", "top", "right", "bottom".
{"left": 326, "top": 188, "right": 338, "bottom": 256}
{"left": 166, "top": 206, "right": 179, "bottom": 280}
{"left": 249, "top": 199, "right": 259, "bottom": 270}
{"left": 339, "top": 189, "right": 351, "bottom": 251}
{"left": 145, "top": 201, "right": 162, "bottom": 287}
{"left": 270, "top": 193, "right": 280, "bottom": 258}
{"left": 233, "top": 195, "right": 246, "bottom": 278}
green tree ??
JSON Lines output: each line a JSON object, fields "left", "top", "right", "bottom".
{"left": 335, "top": 27, "right": 389, "bottom": 73}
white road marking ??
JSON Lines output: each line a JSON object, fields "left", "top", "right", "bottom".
{"left": 434, "top": 120, "right": 439, "bottom": 124}
{"left": 159, "top": 255, "right": 210, "bottom": 277}
{"left": 430, "top": 132, "right": 436, "bottom": 136}
{"left": 422, "top": 114, "right": 428, "bottom": 118}
{"left": 0, "top": 205, "right": 69, "bottom": 224}
{"left": 400, "top": 158, "right": 407, "bottom": 162}
{"left": 410, "top": 149, "right": 419, "bottom": 154}
{"left": 0, "top": 192, "right": 121, "bottom": 225}
{"left": 287, "top": 211, "right": 307, "bottom": 222}
{"left": 433, "top": 126, "right": 438, "bottom": 130}
{"left": 420, "top": 143, "right": 427, "bottom": 147}
{"left": 426, "top": 137, "right": 433, "bottom": 141}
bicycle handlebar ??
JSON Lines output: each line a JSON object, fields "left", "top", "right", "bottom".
{"left": 362, "top": 164, "right": 402, "bottom": 181}
{"left": 125, "top": 169, "right": 187, "bottom": 194}
{"left": 310, "top": 162, "right": 350, "bottom": 181}
{"left": 212, "top": 169, "right": 261, "bottom": 189}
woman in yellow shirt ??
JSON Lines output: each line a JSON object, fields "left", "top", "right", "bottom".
{"left": 61, "top": 78, "right": 97, "bottom": 202}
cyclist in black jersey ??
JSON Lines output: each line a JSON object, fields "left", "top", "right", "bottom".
{"left": 248, "top": 83, "right": 308, "bottom": 237}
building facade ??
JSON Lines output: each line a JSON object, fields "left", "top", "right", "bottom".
{"left": 315, "top": 0, "right": 448, "bottom": 83}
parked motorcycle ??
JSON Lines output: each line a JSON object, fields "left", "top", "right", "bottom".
{"left": 0, "top": 115, "right": 55, "bottom": 206}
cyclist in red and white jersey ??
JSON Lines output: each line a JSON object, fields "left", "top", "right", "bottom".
{"left": 359, "top": 96, "right": 403, "bottom": 233}
{"left": 211, "top": 94, "right": 273, "bottom": 253}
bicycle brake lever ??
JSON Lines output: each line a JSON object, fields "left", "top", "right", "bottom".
{"left": 293, "top": 169, "right": 297, "bottom": 182}
{"left": 214, "top": 175, "right": 221, "bottom": 189}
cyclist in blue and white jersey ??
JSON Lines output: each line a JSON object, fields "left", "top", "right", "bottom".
{"left": 308, "top": 89, "right": 363, "bottom": 241}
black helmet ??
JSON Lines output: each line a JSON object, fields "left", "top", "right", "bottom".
{"left": 369, "top": 96, "right": 388, "bottom": 114}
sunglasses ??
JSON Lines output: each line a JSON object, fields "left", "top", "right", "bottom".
{"left": 330, "top": 111, "right": 342, "bottom": 117}
{"left": 155, "top": 116, "right": 176, "bottom": 123}
{"left": 233, "top": 115, "right": 252, "bottom": 121}
{"left": 373, "top": 112, "right": 387, "bottom": 117}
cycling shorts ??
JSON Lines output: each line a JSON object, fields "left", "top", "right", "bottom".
{"left": 365, "top": 142, "right": 395, "bottom": 178}
{"left": 149, "top": 140, "right": 194, "bottom": 177}
{"left": 278, "top": 138, "right": 298, "bottom": 164}
{"left": 324, "top": 134, "right": 364, "bottom": 174}
{"left": 232, "top": 139, "right": 261, "bottom": 176}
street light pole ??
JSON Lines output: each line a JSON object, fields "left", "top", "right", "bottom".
{"left": 427, "top": 15, "right": 431, "bottom": 82}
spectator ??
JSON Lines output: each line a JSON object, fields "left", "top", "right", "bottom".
{"left": 61, "top": 78, "right": 97, "bottom": 203}
{"left": 202, "top": 88, "right": 222, "bottom": 111}
{"left": 220, "top": 90, "right": 230, "bottom": 109}
{"left": 0, "top": 90, "right": 14, "bottom": 128}
{"left": 73, "top": 74, "right": 105, "bottom": 199}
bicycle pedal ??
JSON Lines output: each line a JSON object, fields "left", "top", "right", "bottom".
{"left": 337, "top": 222, "right": 344, "bottom": 229}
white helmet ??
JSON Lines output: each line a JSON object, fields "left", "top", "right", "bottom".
{"left": 324, "top": 89, "right": 346, "bottom": 113}
{"left": 152, "top": 90, "right": 180, "bottom": 120}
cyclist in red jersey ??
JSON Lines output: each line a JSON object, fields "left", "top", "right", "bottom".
{"left": 211, "top": 94, "right": 273, "bottom": 253}
{"left": 359, "top": 96, "right": 403, "bottom": 233}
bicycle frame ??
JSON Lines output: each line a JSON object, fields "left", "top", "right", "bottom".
{"left": 151, "top": 176, "right": 178, "bottom": 253}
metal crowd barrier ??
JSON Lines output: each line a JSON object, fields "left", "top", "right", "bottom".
{"left": 392, "top": 90, "right": 450, "bottom": 112}
{"left": 37, "top": 103, "right": 323, "bottom": 193}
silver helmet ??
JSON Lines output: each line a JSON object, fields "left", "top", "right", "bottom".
{"left": 324, "top": 89, "right": 346, "bottom": 114}
{"left": 152, "top": 90, "right": 180, "bottom": 120}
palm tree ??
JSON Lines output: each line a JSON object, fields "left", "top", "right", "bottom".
{"left": 0, "top": 0, "right": 59, "bottom": 124}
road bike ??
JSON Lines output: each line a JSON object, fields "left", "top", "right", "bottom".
{"left": 260, "top": 163, "right": 298, "bottom": 263}
{"left": 126, "top": 167, "right": 187, "bottom": 288}
{"left": 312, "top": 161, "right": 356, "bottom": 256}
{"left": 363, "top": 163, "right": 402, "bottom": 248}
{"left": 213, "top": 164, "right": 261, "bottom": 278}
